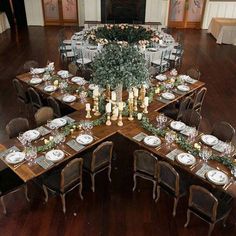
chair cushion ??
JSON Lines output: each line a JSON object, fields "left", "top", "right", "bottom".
{"left": 0, "top": 168, "right": 24, "bottom": 195}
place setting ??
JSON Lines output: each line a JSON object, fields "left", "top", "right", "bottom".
{"left": 157, "top": 92, "right": 176, "bottom": 104}
{"left": 46, "top": 118, "right": 67, "bottom": 129}
{"left": 61, "top": 94, "right": 77, "bottom": 103}
{"left": 143, "top": 135, "right": 161, "bottom": 148}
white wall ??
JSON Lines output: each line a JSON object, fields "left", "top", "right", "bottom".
{"left": 24, "top": 0, "right": 44, "bottom": 26}
{"left": 0, "top": 13, "right": 10, "bottom": 33}
{"left": 202, "top": 1, "right": 236, "bottom": 29}
{"left": 84, "top": 0, "right": 101, "bottom": 21}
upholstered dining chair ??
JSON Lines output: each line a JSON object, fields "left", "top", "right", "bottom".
{"left": 6, "top": 117, "right": 29, "bottom": 139}
{"left": 34, "top": 106, "right": 54, "bottom": 126}
{"left": 68, "top": 62, "right": 79, "bottom": 76}
{"left": 184, "top": 185, "right": 233, "bottom": 236}
{"left": 43, "top": 158, "right": 83, "bottom": 213}
{"left": 28, "top": 87, "right": 43, "bottom": 113}
{"left": 211, "top": 121, "right": 235, "bottom": 142}
{"left": 181, "top": 109, "right": 202, "bottom": 130}
{"left": 192, "top": 87, "right": 207, "bottom": 112}
{"left": 133, "top": 150, "right": 158, "bottom": 200}
{"left": 16, "top": 60, "right": 39, "bottom": 74}
{"left": 185, "top": 67, "right": 201, "bottom": 81}
{"left": 83, "top": 141, "right": 114, "bottom": 192}
{"left": 156, "top": 161, "right": 186, "bottom": 216}
{"left": 12, "top": 79, "right": 29, "bottom": 115}
{"left": 47, "top": 97, "right": 62, "bottom": 118}
{"left": 0, "top": 168, "right": 29, "bottom": 214}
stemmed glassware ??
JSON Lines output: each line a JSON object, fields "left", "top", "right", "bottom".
{"left": 25, "top": 144, "right": 37, "bottom": 166}
{"left": 80, "top": 120, "right": 93, "bottom": 135}
{"left": 156, "top": 113, "right": 167, "bottom": 129}
{"left": 165, "top": 131, "right": 176, "bottom": 149}
{"left": 199, "top": 146, "right": 212, "bottom": 165}
{"left": 188, "top": 127, "right": 198, "bottom": 143}
{"left": 222, "top": 142, "right": 235, "bottom": 157}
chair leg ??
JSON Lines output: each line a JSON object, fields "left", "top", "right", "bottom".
{"left": 155, "top": 186, "right": 160, "bottom": 202}
{"left": 108, "top": 165, "right": 112, "bottom": 182}
{"left": 60, "top": 194, "right": 66, "bottom": 214}
{"left": 24, "top": 185, "right": 30, "bottom": 202}
{"left": 152, "top": 181, "right": 157, "bottom": 200}
{"left": 132, "top": 174, "right": 137, "bottom": 192}
{"left": 42, "top": 185, "right": 49, "bottom": 203}
{"left": 0, "top": 196, "right": 7, "bottom": 215}
{"left": 173, "top": 197, "right": 179, "bottom": 217}
{"left": 184, "top": 209, "right": 191, "bottom": 227}
{"left": 79, "top": 183, "right": 83, "bottom": 200}
{"left": 208, "top": 223, "right": 215, "bottom": 236}
{"left": 91, "top": 174, "right": 95, "bottom": 192}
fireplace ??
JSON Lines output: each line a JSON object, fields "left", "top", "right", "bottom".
{"left": 101, "top": 0, "right": 146, "bottom": 24}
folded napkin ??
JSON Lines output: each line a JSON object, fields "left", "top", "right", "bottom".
{"left": 195, "top": 164, "right": 215, "bottom": 179}
{"left": 173, "top": 89, "right": 186, "bottom": 95}
{"left": 0, "top": 146, "right": 20, "bottom": 159}
{"left": 36, "top": 126, "right": 51, "bottom": 136}
{"left": 156, "top": 97, "right": 170, "bottom": 104}
{"left": 132, "top": 132, "right": 148, "bottom": 142}
{"left": 180, "top": 125, "right": 192, "bottom": 136}
{"left": 35, "top": 155, "right": 54, "bottom": 169}
{"left": 66, "top": 139, "right": 85, "bottom": 152}
{"left": 212, "top": 140, "right": 226, "bottom": 153}
{"left": 62, "top": 116, "right": 75, "bottom": 123}
{"left": 166, "top": 149, "right": 182, "bottom": 161}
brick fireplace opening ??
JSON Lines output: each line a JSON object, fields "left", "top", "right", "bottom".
{"left": 101, "top": 0, "right": 146, "bottom": 24}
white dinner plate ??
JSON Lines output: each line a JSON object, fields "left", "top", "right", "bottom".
{"left": 57, "top": 70, "right": 69, "bottom": 78}
{"left": 71, "top": 76, "right": 86, "bottom": 85}
{"left": 29, "top": 78, "right": 43, "bottom": 85}
{"left": 44, "top": 85, "right": 57, "bottom": 92}
{"left": 205, "top": 170, "right": 228, "bottom": 185}
{"left": 177, "top": 85, "right": 190, "bottom": 92}
{"left": 23, "top": 130, "right": 40, "bottom": 141}
{"left": 32, "top": 68, "right": 45, "bottom": 74}
{"left": 88, "top": 84, "right": 96, "bottom": 90}
{"left": 5, "top": 152, "right": 25, "bottom": 164}
{"left": 161, "top": 92, "right": 175, "bottom": 100}
{"left": 76, "top": 134, "right": 94, "bottom": 145}
{"left": 143, "top": 136, "right": 161, "bottom": 147}
{"left": 176, "top": 153, "right": 196, "bottom": 166}
{"left": 147, "top": 48, "right": 158, "bottom": 52}
{"left": 170, "top": 121, "right": 186, "bottom": 131}
{"left": 45, "top": 149, "right": 64, "bottom": 163}
{"left": 62, "top": 95, "right": 76, "bottom": 103}
{"left": 155, "top": 74, "right": 167, "bottom": 81}
{"left": 49, "top": 118, "right": 67, "bottom": 129}
{"left": 201, "top": 135, "right": 219, "bottom": 146}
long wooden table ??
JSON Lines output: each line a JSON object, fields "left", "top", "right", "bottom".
{"left": 3, "top": 72, "right": 236, "bottom": 199}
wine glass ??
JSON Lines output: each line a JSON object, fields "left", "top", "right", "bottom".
{"left": 25, "top": 144, "right": 37, "bottom": 166}
{"left": 223, "top": 142, "right": 235, "bottom": 157}
{"left": 200, "top": 146, "right": 212, "bottom": 164}
{"left": 188, "top": 127, "right": 198, "bottom": 143}
{"left": 165, "top": 131, "right": 176, "bottom": 149}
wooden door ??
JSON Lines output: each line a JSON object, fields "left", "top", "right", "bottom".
{"left": 42, "top": 0, "right": 78, "bottom": 26}
{"left": 168, "top": 0, "right": 206, "bottom": 29}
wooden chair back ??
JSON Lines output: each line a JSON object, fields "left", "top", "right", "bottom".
{"left": 6, "top": 117, "right": 29, "bottom": 138}
{"left": 212, "top": 121, "right": 235, "bottom": 142}
{"left": 181, "top": 109, "right": 202, "bottom": 130}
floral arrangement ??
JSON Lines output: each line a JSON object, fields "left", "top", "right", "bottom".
{"left": 83, "top": 24, "right": 159, "bottom": 46}
{"left": 91, "top": 44, "right": 149, "bottom": 90}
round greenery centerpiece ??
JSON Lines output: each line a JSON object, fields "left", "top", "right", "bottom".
{"left": 84, "top": 24, "right": 159, "bottom": 46}
{"left": 92, "top": 44, "right": 149, "bottom": 89}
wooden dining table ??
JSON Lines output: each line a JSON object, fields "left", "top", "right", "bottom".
{"left": 3, "top": 71, "right": 236, "bottom": 202}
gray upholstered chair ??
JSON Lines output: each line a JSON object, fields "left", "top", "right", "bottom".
{"left": 156, "top": 161, "right": 186, "bottom": 216}
{"left": 83, "top": 141, "right": 114, "bottom": 192}
{"left": 34, "top": 106, "right": 54, "bottom": 126}
{"left": 6, "top": 117, "right": 29, "bottom": 139}
{"left": 184, "top": 185, "right": 232, "bottom": 236}
{"left": 133, "top": 150, "right": 158, "bottom": 200}
{"left": 43, "top": 158, "right": 83, "bottom": 213}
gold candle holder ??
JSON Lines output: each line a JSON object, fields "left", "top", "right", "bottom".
{"left": 85, "top": 109, "right": 92, "bottom": 118}
{"left": 140, "top": 85, "right": 146, "bottom": 108}
{"left": 128, "top": 99, "right": 134, "bottom": 121}
{"left": 94, "top": 97, "right": 101, "bottom": 116}
{"left": 143, "top": 105, "right": 148, "bottom": 114}
{"left": 117, "top": 111, "right": 123, "bottom": 126}
{"left": 106, "top": 112, "right": 112, "bottom": 126}
{"left": 134, "top": 96, "right": 138, "bottom": 111}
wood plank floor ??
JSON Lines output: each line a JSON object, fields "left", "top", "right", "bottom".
{"left": 0, "top": 27, "right": 236, "bottom": 236}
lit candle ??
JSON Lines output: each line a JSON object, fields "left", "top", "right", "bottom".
{"left": 118, "top": 102, "right": 123, "bottom": 111}
{"left": 133, "top": 87, "right": 139, "bottom": 97}
{"left": 137, "top": 113, "right": 142, "bottom": 120}
{"left": 106, "top": 102, "right": 112, "bottom": 113}
{"left": 129, "top": 91, "right": 134, "bottom": 99}
{"left": 93, "top": 86, "right": 99, "bottom": 97}
{"left": 144, "top": 97, "right": 149, "bottom": 106}
{"left": 85, "top": 103, "right": 90, "bottom": 111}
{"left": 111, "top": 91, "right": 116, "bottom": 101}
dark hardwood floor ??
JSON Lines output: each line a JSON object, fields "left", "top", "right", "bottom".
{"left": 0, "top": 26, "right": 236, "bottom": 236}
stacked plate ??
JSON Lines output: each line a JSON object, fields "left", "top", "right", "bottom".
{"left": 49, "top": 118, "right": 67, "bottom": 129}
{"left": 205, "top": 170, "right": 228, "bottom": 185}
{"left": 155, "top": 74, "right": 167, "bottom": 81}
{"left": 76, "top": 134, "right": 94, "bottom": 145}
{"left": 44, "top": 85, "right": 57, "bottom": 93}
{"left": 143, "top": 136, "right": 161, "bottom": 147}
{"left": 32, "top": 68, "right": 45, "bottom": 74}
{"left": 23, "top": 130, "right": 40, "bottom": 141}
{"left": 5, "top": 152, "right": 25, "bottom": 164}
{"left": 201, "top": 135, "right": 219, "bottom": 146}
{"left": 88, "top": 84, "right": 96, "bottom": 90}
{"left": 170, "top": 121, "right": 186, "bottom": 131}
{"left": 57, "top": 70, "right": 69, "bottom": 78}
{"left": 161, "top": 92, "right": 175, "bottom": 100}
{"left": 71, "top": 76, "right": 86, "bottom": 85}
{"left": 147, "top": 48, "right": 158, "bottom": 52}
{"left": 176, "top": 153, "right": 196, "bottom": 166}
{"left": 62, "top": 95, "right": 76, "bottom": 103}
{"left": 45, "top": 150, "right": 64, "bottom": 163}
{"left": 177, "top": 85, "right": 190, "bottom": 92}
{"left": 29, "top": 78, "right": 42, "bottom": 85}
